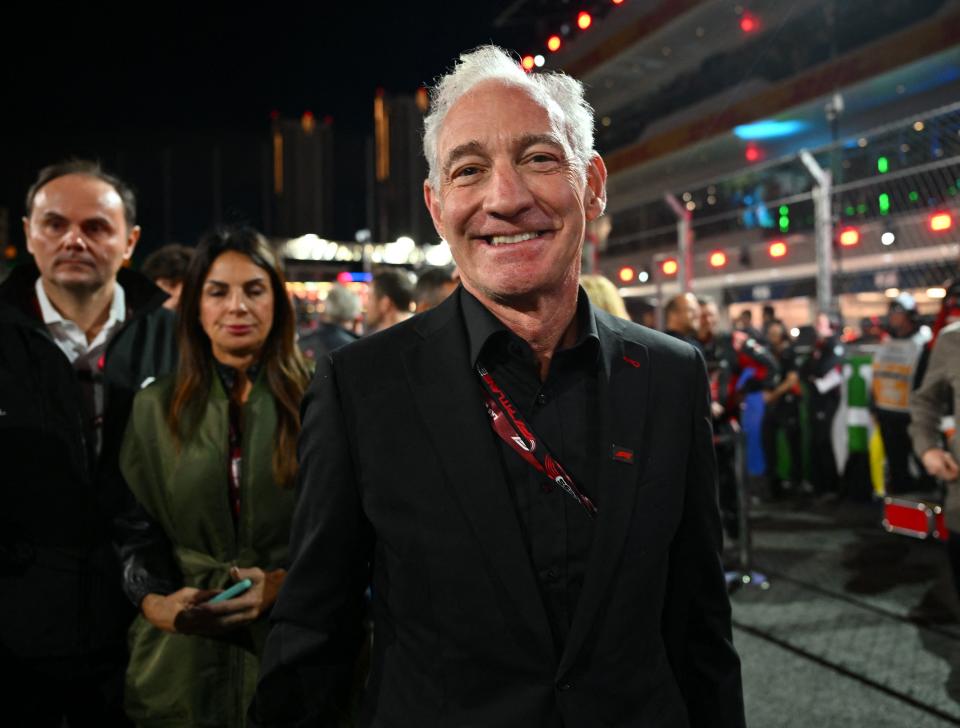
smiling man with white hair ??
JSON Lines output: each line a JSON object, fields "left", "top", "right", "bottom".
{"left": 252, "top": 46, "right": 744, "bottom": 728}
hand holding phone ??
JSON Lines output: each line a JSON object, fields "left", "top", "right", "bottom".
{"left": 207, "top": 578, "right": 253, "bottom": 603}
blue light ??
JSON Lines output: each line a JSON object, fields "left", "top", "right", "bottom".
{"left": 734, "top": 119, "right": 808, "bottom": 140}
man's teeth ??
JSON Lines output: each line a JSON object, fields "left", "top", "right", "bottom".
{"left": 489, "top": 232, "right": 539, "bottom": 245}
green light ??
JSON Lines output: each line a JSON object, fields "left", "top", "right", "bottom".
{"left": 779, "top": 216, "right": 790, "bottom": 232}
{"left": 949, "top": 186, "right": 958, "bottom": 196}
{"left": 857, "top": 203, "right": 867, "bottom": 214}
{"left": 878, "top": 193, "right": 890, "bottom": 214}
{"left": 909, "top": 190, "right": 919, "bottom": 202}
{"left": 779, "top": 205, "right": 789, "bottom": 216}
{"left": 845, "top": 205, "right": 856, "bottom": 216}
{"left": 877, "top": 156, "right": 889, "bottom": 173}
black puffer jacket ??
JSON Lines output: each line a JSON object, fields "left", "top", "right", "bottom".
{"left": 0, "top": 263, "right": 176, "bottom": 672}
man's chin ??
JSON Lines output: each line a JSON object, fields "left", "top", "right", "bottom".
{"left": 50, "top": 274, "right": 107, "bottom": 295}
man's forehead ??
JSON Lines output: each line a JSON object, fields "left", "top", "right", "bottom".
{"left": 33, "top": 174, "right": 124, "bottom": 217}
{"left": 437, "top": 81, "right": 559, "bottom": 153}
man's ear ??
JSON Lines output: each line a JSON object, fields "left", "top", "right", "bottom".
{"left": 584, "top": 155, "right": 608, "bottom": 223}
{"left": 124, "top": 225, "right": 142, "bottom": 261}
{"left": 22, "top": 217, "right": 33, "bottom": 256}
{"left": 424, "top": 180, "right": 445, "bottom": 240}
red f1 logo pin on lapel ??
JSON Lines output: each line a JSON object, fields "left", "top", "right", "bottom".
{"left": 611, "top": 445, "right": 635, "bottom": 464}
{"left": 622, "top": 355, "right": 641, "bottom": 368}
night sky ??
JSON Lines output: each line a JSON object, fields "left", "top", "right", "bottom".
{"left": 2, "top": 0, "right": 554, "bottom": 256}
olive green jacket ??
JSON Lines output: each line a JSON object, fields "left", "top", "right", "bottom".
{"left": 119, "top": 373, "right": 295, "bottom": 727}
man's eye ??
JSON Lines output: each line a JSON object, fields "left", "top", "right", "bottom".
{"left": 527, "top": 153, "right": 558, "bottom": 166}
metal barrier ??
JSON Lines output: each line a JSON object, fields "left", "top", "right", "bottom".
{"left": 716, "top": 425, "right": 771, "bottom": 591}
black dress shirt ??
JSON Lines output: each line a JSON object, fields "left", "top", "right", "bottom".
{"left": 460, "top": 287, "right": 600, "bottom": 650}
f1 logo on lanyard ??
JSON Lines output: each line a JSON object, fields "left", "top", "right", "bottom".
{"left": 477, "top": 364, "right": 597, "bottom": 518}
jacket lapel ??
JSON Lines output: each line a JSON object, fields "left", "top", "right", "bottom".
{"left": 559, "top": 317, "right": 650, "bottom": 676}
{"left": 401, "top": 297, "right": 556, "bottom": 662}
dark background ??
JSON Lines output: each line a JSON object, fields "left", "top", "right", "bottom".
{"left": 2, "top": 0, "right": 568, "bottom": 258}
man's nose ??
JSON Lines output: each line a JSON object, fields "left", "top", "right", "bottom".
{"left": 482, "top": 162, "right": 535, "bottom": 218}
{"left": 62, "top": 225, "right": 88, "bottom": 249}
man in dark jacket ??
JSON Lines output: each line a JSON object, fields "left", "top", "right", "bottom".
{"left": 800, "top": 312, "right": 845, "bottom": 497}
{"left": 252, "top": 45, "right": 743, "bottom": 728}
{"left": 0, "top": 160, "right": 176, "bottom": 726}
{"left": 298, "top": 284, "right": 360, "bottom": 361}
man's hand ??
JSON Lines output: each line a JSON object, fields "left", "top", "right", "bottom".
{"left": 921, "top": 448, "right": 960, "bottom": 481}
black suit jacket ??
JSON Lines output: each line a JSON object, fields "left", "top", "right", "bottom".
{"left": 252, "top": 292, "right": 744, "bottom": 727}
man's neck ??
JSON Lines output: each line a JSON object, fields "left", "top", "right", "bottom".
{"left": 41, "top": 278, "right": 116, "bottom": 344}
{"left": 466, "top": 279, "right": 579, "bottom": 381}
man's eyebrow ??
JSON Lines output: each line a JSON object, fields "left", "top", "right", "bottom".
{"left": 516, "top": 132, "right": 565, "bottom": 152}
{"left": 441, "top": 140, "right": 486, "bottom": 176}
{"left": 40, "top": 210, "right": 114, "bottom": 229}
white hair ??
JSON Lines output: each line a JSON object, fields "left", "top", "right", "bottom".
{"left": 422, "top": 45, "right": 597, "bottom": 191}
{"left": 323, "top": 284, "right": 360, "bottom": 324}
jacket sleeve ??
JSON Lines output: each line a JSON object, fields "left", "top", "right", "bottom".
{"left": 663, "top": 349, "right": 746, "bottom": 728}
{"left": 114, "top": 495, "right": 181, "bottom": 607}
{"left": 115, "top": 390, "right": 182, "bottom": 606}
{"left": 909, "top": 334, "right": 951, "bottom": 458}
{"left": 250, "top": 353, "right": 373, "bottom": 727}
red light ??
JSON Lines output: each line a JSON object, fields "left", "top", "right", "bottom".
{"left": 839, "top": 227, "right": 860, "bottom": 247}
{"left": 745, "top": 144, "right": 761, "bottom": 163}
{"left": 336, "top": 271, "right": 352, "bottom": 284}
{"left": 769, "top": 241, "right": 788, "bottom": 258}
{"left": 521, "top": 55, "right": 535, "bottom": 71}
{"left": 930, "top": 212, "right": 953, "bottom": 232}
{"left": 708, "top": 250, "right": 728, "bottom": 268}
{"left": 577, "top": 11, "right": 592, "bottom": 30}
{"left": 661, "top": 258, "right": 678, "bottom": 276}
{"left": 740, "top": 13, "right": 759, "bottom": 33}
{"left": 547, "top": 35, "right": 562, "bottom": 52}
{"left": 612, "top": 0, "right": 625, "bottom": 4}
{"left": 618, "top": 266, "right": 635, "bottom": 283}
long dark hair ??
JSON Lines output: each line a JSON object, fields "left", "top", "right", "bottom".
{"left": 168, "top": 226, "right": 311, "bottom": 488}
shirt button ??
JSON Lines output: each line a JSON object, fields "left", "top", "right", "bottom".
{"left": 545, "top": 568, "right": 559, "bottom": 581}
{"left": 557, "top": 682, "right": 572, "bottom": 691}
{"left": 536, "top": 392, "right": 548, "bottom": 405}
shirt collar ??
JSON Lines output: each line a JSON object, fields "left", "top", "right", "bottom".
{"left": 34, "top": 277, "right": 126, "bottom": 329}
{"left": 214, "top": 359, "right": 262, "bottom": 395}
{"left": 460, "top": 286, "right": 600, "bottom": 368}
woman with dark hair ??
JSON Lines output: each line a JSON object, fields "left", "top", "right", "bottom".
{"left": 117, "top": 226, "right": 311, "bottom": 726}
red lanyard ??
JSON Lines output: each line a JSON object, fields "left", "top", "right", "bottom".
{"left": 476, "top": 363, "right": 597, "bottom": 518}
